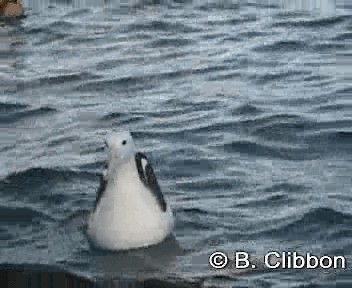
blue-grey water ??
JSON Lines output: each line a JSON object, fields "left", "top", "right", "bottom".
{"left": 0, "top": 0, "right": 351, "bottom": 287}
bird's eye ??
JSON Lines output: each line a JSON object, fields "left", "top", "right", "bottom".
{"left": 122, "top": 140, "right": 127, "bottom": 145}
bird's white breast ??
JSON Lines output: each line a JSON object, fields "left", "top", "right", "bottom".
{"left": 87, "top": 159, "right": 174, "bottom": 250}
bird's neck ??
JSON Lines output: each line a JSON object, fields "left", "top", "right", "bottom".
{"left": 108, "top": 157, "right": 137, "bottom": 184}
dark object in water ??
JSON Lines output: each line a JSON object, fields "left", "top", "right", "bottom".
{"left": 0, "top": 264, "right": 201, "bottom": 288}
{"left": 0, "top": 0, "right": 23, "bottom": 17}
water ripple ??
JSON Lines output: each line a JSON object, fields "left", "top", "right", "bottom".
{"left": 1, "top": 167, "right": 95, "bottom": 189}
{"left": 0, "top": 104, "right": 56, "bottom": 124}
{"left": 127, "top": 20, "right": 201, "bottom": 33}
{"left": 0, "top": 205, "right": 54, "bottom": 223}
{"left": 223, "top": 139, "right": 314, "bottom": 161}
{"left": 21, "top": 72, "right": 101, "bottom": 88}
{"left": 260, "top": 207, "right": 352, "bottom": 239}
{"left": 272, "top": 15, "right": 350, "bottom": 28}
{"left": 253, "top": 40, "right": 307, "bottom": 53}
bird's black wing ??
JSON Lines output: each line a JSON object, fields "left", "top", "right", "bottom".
{"left": 135, "top": 152, "right": 167, "bottom": 212}
{"left": 94, "top": 173, "right": 107, "bottom": 211}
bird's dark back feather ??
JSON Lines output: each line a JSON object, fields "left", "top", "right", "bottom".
{"left": 135, "top": 152, "right": 167, "bottom": 212}
{"left": 94, "top": 174, "right": 107, "bottom": 211}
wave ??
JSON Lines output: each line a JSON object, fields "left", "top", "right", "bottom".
{"left": 263, "top": 183, "right": 308, "bottom": 193}
{"left": 0, "top": 205, "right": 54, "bottom": 223}
{"left": 176, "top": 207, "right": 209, "bottom": 215}
{"left": 134, "top": 120, "right": 228, "bottom": 139}
{"left": 175, "top": 217, "right": 210, "bottom": 231}
{"left": 272, "top": 15, "right": 350, "bottom": 28}
{"left": 231, "top": 113, "right": 352, "bottom": 158}
{"left": 312, "top": 42, "right": 347, "bottom": 52}
{"left": 167, "top": 158, "right": 217, "bottom": 177}
{"left": 243, "top": 113, "right": 308, "bottom": 128}
{"left": 259, "top": 207, "right": 352, "bottom": 239}
{"left": 202, "top": 16, "right": 256, "bottom": 27}
{"left": 303, "top": 74, "right": 332, "bottom": 83}
{"left": 47, "top": 135, "right": 80, "bottom": 148}
{"left": 20, "top": 72, "right": 100, "bottom": 89}
{"left": 333, "top": 31, "right": 352, "bottom": 41}
{"left": 311, "top": 99, "right": 352, "bottom": 113}
{"left": 74, "top": 73, "right": 165, "bottom": 93}
{"left": 99, "top": 112, "right": 145, "bottom": 125}
{"left": 26, "top": 20, "right": 76, "bottom": 35}
{"left": 100, "top": 106, "right": 206, "bottom": 124}
{"left": 223, "top": 139, "right": 313, "bottom": 160}
{"left": 304, "top": 129, "right": 352, "bottom": 157}
{"left": 337, "top": 86, "right": 352, "bottom": 96}
{"left": 147, "top": 37, "right": 195, "bottom": 48}
{"left": 253, "top": 40, "right": 307, "bottom": 53}
{"left": 208, "top": 71, "right": 241, "bottom": 81}
{"left": 196, "top": 1, "right": 240, "bottom": 11}
{"left": 241, "top": 113, "right": 311, "bottom": 142}
{"left": 0, "top": 102, "right": 27, "bottom": 112}
{"left": 306, "top": 129, "right": 352, "bottom": 142}
{"left": 236, "top": 30, "right": 272, "bottom": 39}
{"left": 176, "top": 177, "right": 236, "bottom": 193}
{"left": 0, "top": 167, "right": 97, "bottom": 191}
{"left": 127, "top": 20, "right": 200, "bottom": 33}
{"left": 251, "top": 70, "right": 306, "bottom": 84}
{"left": 0, "top": 103, "right": 56, "bottom": 124}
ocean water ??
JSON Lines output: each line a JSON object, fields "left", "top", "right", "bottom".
{"left": 0, "top": 0, "right": 351, "bottom": 287}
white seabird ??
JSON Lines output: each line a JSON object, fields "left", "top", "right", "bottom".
{"left": 87, "top": 131, "right": 174, "bottom": 250}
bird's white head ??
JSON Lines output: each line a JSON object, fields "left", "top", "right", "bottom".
{"left": 104, "top": 131, "right": 135, "bottom": 178}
